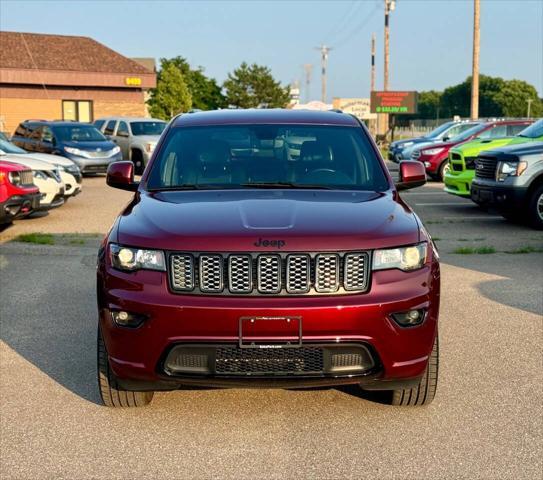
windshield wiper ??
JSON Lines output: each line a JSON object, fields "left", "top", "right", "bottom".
{"left": 239, "top": 182, "right": 334, "bottom": 190}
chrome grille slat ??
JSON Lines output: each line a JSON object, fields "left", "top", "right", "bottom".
{"left": 170, "top": 254, "right": 194, "bottom": 291}
{"left": 228, "top": 255, "right": 252, "bottom": 293}
{"left": 344, "top": 253, "right": 368, "bottom": 291}
{"left": 20, "top": 170, "right": 34, "bottom": 186}
{"left": 199, "top": 255, "right": 223, "bottom": 292}
{"left": 315, "top": 254, "right": 340, "bottom": 292}
{"left": 286, "top": 254, "right": 310, "bottom": 293}
{"left": 257, "top": 255, "right": 281, "bottom": 294}
{"left": 169, "top": 252, "right": 369, "bottom": 296}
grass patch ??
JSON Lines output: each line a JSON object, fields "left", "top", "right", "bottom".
{"left": 432, "top": 237, "right": 441, "bottom": 241}
{"left": 453, "top": 246, "right": 496, "bottom": 255}
{"left": 15, "top": 233, "right": 55, "bottom": 245}
{"left": 458, "top": 237, "right": 486, "bottom": 242}
{"left": 69, "top": 239, "right": 86, "bottom": 245}
{"left": 504, "top": 246, "right": 543, "bottom": 254}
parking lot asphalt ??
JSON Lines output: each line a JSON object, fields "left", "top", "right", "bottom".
{"left": 1, "top": 172, "right": 542, "bottom": 479}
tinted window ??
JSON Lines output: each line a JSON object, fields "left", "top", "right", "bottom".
{"left": 450, "top": 124, "right": 487, "bottom": 142}
{"left": 41, "top": 126, "right": 54, "bottom": 142}
{"left": 104, "top": 120, "right": 116, "bottom": 136}
{"left": 52, "top": 125, "right": 106, "bottom": 142}
{"left": 426, "top": 122, "right": 454, "bottom": 139}
{"left": 518, "top": 119, "right": 543, "bottom": 138}
{"left": 117, "top": 121, "right": 129, "bottom": 136}
{"left": 130, "top": 121, "right": 167, "bottom": 136}
{"left": 14, "top": 124, "right": 29, "bottom": 137}
{"left": 478, "top": 125, "right": 507, "bottom": 139}
{"left": 0, "top": 139, "right": 27, "bottom": 154}
{"left": 147, "top": 125, "right": 389, "bottom": 192}
{"left": 94, "top": 120, "right": 106, "bottom": 131}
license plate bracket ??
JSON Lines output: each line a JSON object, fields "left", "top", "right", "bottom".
{"left": 239, "top": 316, "right": 302, "bottom": 349}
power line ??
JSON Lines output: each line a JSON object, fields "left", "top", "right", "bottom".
{"left": 323, "top": 1, "right": 364, "bottom": 45}
{"left": 333, "top": 1, "right": 381, "bottom": 50}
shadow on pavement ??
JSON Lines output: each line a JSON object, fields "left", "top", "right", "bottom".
{"left": 0, "top": 243, "right": 101, "bottom": 404}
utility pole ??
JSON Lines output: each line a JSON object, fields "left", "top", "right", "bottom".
{"left": 315, "top": 45, "right": 331, "bottom": 103}
{"left": 470, "top": 0, "right": 480, "bottom": 120}
{"left": 526, "top": 98, "right": 533, "bottom": 118}
{"left": 303, "top": 64, "right": 313, "bottom": 103}
{"left": 371, "top": 33, "right": 376, "bottom": 93}
{"left": 383, "top": 1, "right": 395, "bottom": 137}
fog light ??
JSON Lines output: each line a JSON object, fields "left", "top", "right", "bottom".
{"left": 111, "top": 310, "right": 147, "bottom": 328}
{"left": 390, "top": 309, "right": 426, "bottom": 327}
{"left": 424, "top": 161, "right": 431, "bottom": 167}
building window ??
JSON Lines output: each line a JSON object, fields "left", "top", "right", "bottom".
{"left": 62, "top": 100, "right": 93, "bottom": 122}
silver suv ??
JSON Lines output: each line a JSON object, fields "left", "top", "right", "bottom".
{"left": 94, "top": 117, "right": 167, "bottom": 174}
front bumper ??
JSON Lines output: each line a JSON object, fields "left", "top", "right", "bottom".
{"left": 97, "top": 259, "right": 440, "bottom": 391}
{"left": 471, "top": 179, "right": 527, "bottom": 209}
{"left": 0, "top": 192, "right": 40, "bottom": 223}
{"left": 443, "top": 169, "right": 474, "bottom": 197}
{"left": 65, "top": 153, "right": 122, "bottom": 174}
{"left": 37, "top": 189, "right": 65, "bottom": 210}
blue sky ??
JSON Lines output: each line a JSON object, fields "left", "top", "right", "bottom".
{"left": 1, "top": 0, "right": 541, "bottom": 99}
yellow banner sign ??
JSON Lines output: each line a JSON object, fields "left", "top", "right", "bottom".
{"left": 125, "top": 77, "right": 142, "bottom": 86}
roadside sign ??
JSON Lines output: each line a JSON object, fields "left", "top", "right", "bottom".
{"left": 370, "top": 91, "right": 418, "bottom": 114}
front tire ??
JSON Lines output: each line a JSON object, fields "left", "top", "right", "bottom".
{"left": 97, "top": 326, "right": 154, "bottom": 407}
{"left": 390, "top": 333, "right": 439, "bottom": 406}
{"left": 527, "top": 184, "right": 543, "bottom": 230}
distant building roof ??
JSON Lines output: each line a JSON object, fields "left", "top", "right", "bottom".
{"left": 0, "top": 31, "right": 150, "bottom": 74}
{"left": 131, "top": 58, "right": 156, "bottom": 73}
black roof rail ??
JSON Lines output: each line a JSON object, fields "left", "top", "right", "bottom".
{"left": 328, "top": 109, "right": 343, "bottom": 114}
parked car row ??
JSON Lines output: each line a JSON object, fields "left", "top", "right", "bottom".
{"left": 0, "top": 133, "right": 82, "bottom": 224}
{"left": 392, "top": 118, "right": 543, "bottom": 229}
{"left": 1, "top": 116, "right": 168, "bottom": 226}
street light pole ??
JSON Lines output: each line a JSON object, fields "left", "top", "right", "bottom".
{"left": 315, "top": 45, "right": 331, "bottom": 103}
{"left": 470, "top": 0, "right": 480, "bottom": 120}
{"left": 526, "top": 98, "right": 533, "bottom": 118}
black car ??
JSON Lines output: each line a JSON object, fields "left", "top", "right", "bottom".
{"left": 11, "top": 121, "right": 122, "bottom": 174}
{"left": 471, "top": 142, "right": 543, "bottom": 229}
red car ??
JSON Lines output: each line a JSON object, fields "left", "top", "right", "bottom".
{"left": 0, "top": 160, "right": 40, "bottom": 225}
{"left": 97, "top": 110, "right": 440, "bottom": 408}
{"left": 414, "top": 120, "right": 532, "bottom": 180}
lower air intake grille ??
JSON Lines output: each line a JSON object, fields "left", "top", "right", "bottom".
{"left": 215, "top": 346, "right": 324, "bottom": 375}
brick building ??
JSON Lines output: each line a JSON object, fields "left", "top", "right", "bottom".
{"left": 0, "top": 31, "right": 156, "bottom": 135}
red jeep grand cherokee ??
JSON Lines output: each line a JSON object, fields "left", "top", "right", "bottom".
{"left": 97, "top": 110, "right": 440, "bottom": 408}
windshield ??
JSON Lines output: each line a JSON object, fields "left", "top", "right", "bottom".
{"left": 130, "top": 121, "right": 167, "bottom": 136}
{"left": 0, "top": 139, "right": 27, "bottom": 154}
{"left": 518, "top": 119, "right": 543, "bottom": 138}
{"left": 449, "top": 124, "right": 487, "bottom": 142}
{"left": 52, "top": 125, "right": 106, "bottom": 142}
{"left": 426, "top": 121, "right": 454, "bottom": 139}
{"left": 147, "top": 125, "right": 389, "bottom": 191}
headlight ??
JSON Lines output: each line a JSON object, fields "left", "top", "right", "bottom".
{"left": 496, "top": 161, "right": 527, "bottom": 182}
{"left": 111, "top": 146, "right": 121, "bottom": 155}
{"left": 373, "top": 243, "right": 428, "bottom": 271}
{"left": 8, "top": 171, "right": 21, "bottom": 186}
{"left": 422, "top": 147, "right": 444, "bottom": 156}
{"left": 110, "top": 244, "right": 166, "bottom": 272}
{"left": 402, "top": 141, "right": 414, "bottom": 147}
{"left": 61, "top": 163, "right": 80, "bottom": 175}
{"left": 145, "top": 142, "right": 156, "bottom": 153}
{"left": 64, "top": 146, "right": 86, "bottom": 157}
{"left": 33, "top": 170, "right": 48, "bottom": 180}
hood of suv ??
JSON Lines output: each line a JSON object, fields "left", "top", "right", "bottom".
{"left": 11, "top": 152, "right": 76, "bottom": 167}
{"left": 452, "top": 137, "right": 516, "bottom": 157}
{"left": 116, "top": 190, "right": 420, "bottom": 251}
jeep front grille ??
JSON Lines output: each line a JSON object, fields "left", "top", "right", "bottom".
{"left": 169, "top": 251, "right": 370, "bottom": 296}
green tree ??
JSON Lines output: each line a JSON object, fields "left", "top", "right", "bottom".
{"left": 158, "top": 57, "right": 225, "bottom": 110}
{"left": 223, "top": 62, "right": 290, "bottom": 108}
{"left": 148, "top": 63, "right": 192, "bottom": 120}
{"left": 417, "top": 90, "right": 443, "bottom": 119}
{"left": 492, "top": 79, "right": 542, "bottom": 117}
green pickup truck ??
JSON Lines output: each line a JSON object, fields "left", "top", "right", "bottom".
{"left": 444, "top": 119, "right": 542, "bottom": 197}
